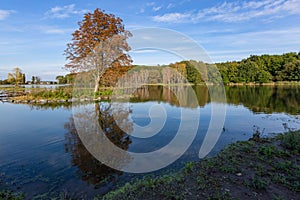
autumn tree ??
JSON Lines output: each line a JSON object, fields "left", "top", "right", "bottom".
{"left": 7, "top": 73, "right": 15, "bottom": 84}
{"left": 65, "top": 8, "right": 132, "bottom": 93}
{"left": 7, "top": 67, "right": 26, "bottom": 85}
{"left": 100, "top": 63, "right": 132, "bottom": 87}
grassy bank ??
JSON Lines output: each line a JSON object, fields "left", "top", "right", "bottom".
{"left": 101, "top": 131, "right": 300, "bottom": 200}
{"left": 15, "top": 87, "right": 73, "bottom": 101}
{"left": 0, "top": 86, "right": 113, "bottom": 102}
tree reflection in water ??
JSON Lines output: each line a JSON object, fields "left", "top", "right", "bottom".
{"left": 130, "top": 85, "right": 300, "bottom": 114}
{"left": 63, "top": 85, "right": 300, "bottom": 187}
{"left": 64, "top": 102, "right": 132, "bottom": 188}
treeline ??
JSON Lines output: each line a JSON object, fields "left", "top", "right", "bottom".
{"left": 115, "top": 61, "right": 214, "bottom": 87}
{"left": 217, "top": 52, "right": 300, "bottom": 84}
{"left": 55, "top": 73, "right": 76, "bottom": 84}
{"left": 0, "top": 67, "right": 47, "bottom": 85}
{"left": 57, "top": 52, "right": 300, "bottom": 86}
{"left": 110, "top": 52, "right": 300, "bottom": 85}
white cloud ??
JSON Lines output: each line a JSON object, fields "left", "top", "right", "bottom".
{"left": 139, "top": 8, "right": 145, "bottom": 13}
{"left": 0, "top": 24, "right": 23, "bottom": 32}
{"left": 43, "top": 29, "right": 68, "bottom": 34}
{"left": 195, "top": 0, "right": 300, "bottom": 22}
{"left": 167, "top": 3, "right": 175, "bottom": 9}
{"left": 153, "top": 0, "right": 300, "bottom": 23}
{"left": 131, "top": 49, "right": 160, "bottom": 54}
{"left": 0, "top": 10, "right": 15, "bottom": 20}
{"left": 139, "top": 2, "right": 163, "bottom": 13}
{"left": 202, "top": 27, "right": 300, "bottom": 62}
{"left": 180, "top": 0, "right": 191, "bottom": 5}
{"left": 146, "top": 2, "right": 155, "bottom": 7}
{"left": 153, "top": 6, "right": 162, "bottom": 12}
{"left": 45, "top": 4, "right": 89, "bottom": 19}
{"left": 38, "top": 26, "right": 72, "bottom": 34}
{"left": 152, "top": 13, "right": 191, "bottom": 23}
{"left": 41, "top": 70, "right": 67, "bottom": 76}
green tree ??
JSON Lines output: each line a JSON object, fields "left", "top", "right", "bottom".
{"left": 65, "top": 73, "right": 76, "bottom": 84}
{"left": 237, "top": 61, "right": 259, "bottom": 82}
{"left": 256, "top": 70, "right": 271, "bottom": 83}
{"left": 185, "top": 61, "right": 203, "bottom": 84}
{"left": 56, "top": 75, "right": 67, "bottom": 84}
{"left": 281, "top": 60, "right": 300, "bottom": 81}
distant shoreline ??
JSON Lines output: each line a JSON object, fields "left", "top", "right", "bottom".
{"left": 1, "top": 82, "right": 300, "bottom": 104}
{"left": 226, "top": 81, "right": 300, "bottom": 86}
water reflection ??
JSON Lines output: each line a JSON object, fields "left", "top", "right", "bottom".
{"left": 225, "top": 85, "right": 300, "bottom": 114}
{"left": 130, "top": 85, "right": 207, "bottom": 107}
{"left": 130, "top": 85, "right": 300, "bottom": 115}
{"left": 28, "top": 102, "right": 72, "bottom": 111}
{"left": 64, "top": 103, "right": 133, "bottom": 187}
{"left": 7, "top": 85, "right": 300, "bottom": 115}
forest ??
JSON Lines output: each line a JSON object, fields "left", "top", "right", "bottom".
{"left": 217, "top": 52, "right": 300, "bottom": 84}
{"left": 99, "top": 51, "right": 300, "bottom": 85}
{"left": 116, "top": 52, "right": 300, "bottom": 85}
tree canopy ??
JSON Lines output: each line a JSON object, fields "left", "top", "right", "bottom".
{"left": 217, "top": 52, "right": 300, "bottom": 84}
{"left": 65, "top": 8, "right": 132, "bottom": 92}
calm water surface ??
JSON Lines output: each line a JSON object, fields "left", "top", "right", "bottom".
{"left": 0, "top": 85, "right": 300, "bottom": 199}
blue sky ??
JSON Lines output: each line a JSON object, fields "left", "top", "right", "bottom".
{"left": 0, "top": 0, "right": 300, "bottom": 80}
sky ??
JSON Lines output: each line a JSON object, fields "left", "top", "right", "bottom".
{"left": 0, "top": 0, "right": 300, "bottom": 80}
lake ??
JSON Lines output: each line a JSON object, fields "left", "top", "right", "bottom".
{"left": 1, "top": 85, "right": 300, "bottom": 199}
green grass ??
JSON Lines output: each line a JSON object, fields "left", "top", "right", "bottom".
{"left": 100, "top": 131, "right": 300, "bottom": 200}
{"left": 5, "top": 86, "right": 115, "bottom": 101}
{"left": 31, "top": 87, "right": 73, "bottom": 100}
{"left": 0, "top": 190, "right": 25, "bottom": 200}
{"left": 278, "top": 131, "right": 300, "bottom": 153}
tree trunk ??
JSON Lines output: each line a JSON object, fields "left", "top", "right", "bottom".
{"left": 94, "top": 77, "right": 100, "bottom": 94}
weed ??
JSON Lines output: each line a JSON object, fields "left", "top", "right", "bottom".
{"left": 250, "top": 126, "right": 265, "bottom": 142}
{"left": 0, "top": 190, "right": 25, "bottom": 200}
{"left": 209, "top": 191, "right": 231, "bottom": 200}
{"left": 258, "top": 145, "right": 276, "bottom": 157}
{"left": 275, "top": 161, "right": 292, "bottom": 172}
{"left": 251, "top": 177, "right": 269, "bottom": 190}
{"left": 272, "top": 194, "right": 285, "bottom": 200}
{"left": 197, "top": 176, "right": 206, "bottom": 190}
{"left": 185, "top": 162, "right": 194, "bottom": 173}
{"left": 279, "top": 132, "right": 300, "bottom": 153}
{"left": 220, "top": 165, "right": 238, "bottom": 173}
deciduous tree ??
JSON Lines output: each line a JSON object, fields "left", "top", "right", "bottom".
{"left": 65, "top": 8, "right": 132, "bottom": 93}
